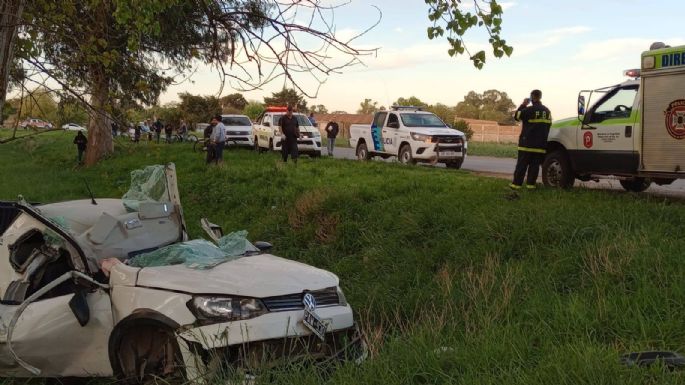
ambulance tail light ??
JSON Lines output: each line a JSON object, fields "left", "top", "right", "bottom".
{"left": 624, "top": 69, "right": 641, "bottom": 78}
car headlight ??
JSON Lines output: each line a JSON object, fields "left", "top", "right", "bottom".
{"left": 336, "top": 286, "right": 348, "bottom": 307}
{"left": 274, "top": 128, "right": 280, "bottom": 136}
{"left": 410, "top": 132, "right": 433, "bottom": 143}
{"left": 187, "top": 296, "right": 268, "bottom": 325}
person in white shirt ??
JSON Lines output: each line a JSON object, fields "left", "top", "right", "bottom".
{"left": 209, "top": 115, "right": 226, "bottom": 165}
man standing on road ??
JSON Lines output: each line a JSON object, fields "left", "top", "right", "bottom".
{"left": 209, "top": 114, "right": 226, "bottom": 165}
{"left": 324, "top": 120, "right": 339, "bottom": 156}
{"left": 510, "top": 89, "right": 552, "bottom": 190}
{"left": 279, "top": 106, "right": 300, "bottom": 163}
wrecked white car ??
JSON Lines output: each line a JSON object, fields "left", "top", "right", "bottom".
{"left": 0, "top": 164, "right": 362, "bottom": 382}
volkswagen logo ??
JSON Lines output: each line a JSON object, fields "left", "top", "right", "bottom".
{"left": 302, "top": 293, "right": 317, "bottom": 311}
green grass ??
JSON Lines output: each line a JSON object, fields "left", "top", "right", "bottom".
{"left": 1, "top": 133, "right": 685, "bottom": 384}
{"left": 468, "top": 141, "right": 518, "bottom": 158}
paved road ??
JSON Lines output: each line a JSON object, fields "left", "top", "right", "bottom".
{"left": 331, "top": 147, "right": 685, "bottom": 197}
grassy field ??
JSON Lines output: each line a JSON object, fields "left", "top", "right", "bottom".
{"left": 467, "top": 141, "right": 518, "bottom": 158}
{"left": 1, "top": 132, "right": 685, "bottom": 384}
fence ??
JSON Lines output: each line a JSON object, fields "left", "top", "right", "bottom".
{"left": 468, "top": 123, "right": 520, "bottom": 143}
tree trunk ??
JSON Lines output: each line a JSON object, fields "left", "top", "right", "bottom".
{"left": 85, "top": 67, "right": 113, "bottom": 166}
{"left": 0, "top": 0, "right": 25, "bottom": 125}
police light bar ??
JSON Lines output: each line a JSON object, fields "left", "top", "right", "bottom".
{"left": 624, "top": 69, "right": 641, "bottom": 78}
{"left": 265, "top": 106, "right": 289, "bottom": 112}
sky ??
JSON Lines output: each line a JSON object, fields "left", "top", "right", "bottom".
{"left": 159, "top": 0, "right": 685, "bottom": 120}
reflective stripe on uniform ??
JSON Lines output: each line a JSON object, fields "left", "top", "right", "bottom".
{"left": 528, "top": 119, "right": 552, "bottom": 123}
{"left": 515, "top": 111, "right": 522, "bottom": 120}
{"left": 517, "top": 146, "right": 546, "bottom": 154}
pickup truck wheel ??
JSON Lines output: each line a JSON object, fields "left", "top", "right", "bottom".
{"left": 356, "top": 142, "right": 370, "bottom": 160}
{"left": 445, "top": 159, "right": 464, "bottom": 169}
{"left": 620, "top": 178, "right": 651, "bottom": 192}
{"left": 399, "top": 144, "right": 416, "bottom": 165}
{"left": 542, "top": 150, "right": 575, "bottom": 189}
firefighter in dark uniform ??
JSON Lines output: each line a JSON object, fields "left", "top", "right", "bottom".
{"left": 510, "top": 89, "right": 552, "bottom": 190}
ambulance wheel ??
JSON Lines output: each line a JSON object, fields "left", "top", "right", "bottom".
{"left": 542, "top": 150, "right": 575, "bottom": 189}
{"left": 445, "top": 159, "right": 463, "bottom": 169}
{"left": 356, "top": 141, "right": 371, "bottom": 160}
{"left": 620, "top": 178, "right": 651, "bottom": 192}
{"left": 399, "top": 144, "right": 416, "bottom": 165}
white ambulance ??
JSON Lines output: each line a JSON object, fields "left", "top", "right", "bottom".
{"left": 253, "top": 107, "right": 322, "bottom": 157}
{"left": 543, "top": 44, "right": 685, "bottom": 192}
{"left": 349, "top": 106, "right": 467, "bottom": 168}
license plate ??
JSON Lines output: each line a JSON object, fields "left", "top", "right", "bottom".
{"left": 439, "top": 151, "right": 460, "bottom": 157}
{"left": 303, "top": 309, "right": 327, "bottom": 341}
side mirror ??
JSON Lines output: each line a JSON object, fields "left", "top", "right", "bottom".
{"left": 69, "top": 288, "right": 90, "bottom": 327}
{"left": 387, "top": 121, "right": 400, "bottom": 129}
{"left": 253, "top": 241, "right": 273, "bottom": 252}
{"left": 263, "top": 121, "right": 271, "bottom": 127}
{"left": 578, "top": 95, "right": 586, "bottom": 116}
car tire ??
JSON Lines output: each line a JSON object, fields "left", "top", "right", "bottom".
{"left": 399, "top": 144, "right": 416, "bottom": 165}
{"left": 356, "top": 141, "right": 370, "bottom": 160}
{"left": 542, "top": 150, "right": 575, "bottom": 189}
{"left": 445, "top": 159, "right": 464, "bottom": 169}
{"left": 620, "top": 178, "right": 651, "bottom": 192}
{"left": 113, "top": 323, "right": 184, "bottom": 385}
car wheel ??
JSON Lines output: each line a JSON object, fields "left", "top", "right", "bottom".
{"left": 399, "top": 144, "right": 416, "bottom": 165}
{"left": 356, "top": 141, "right": 370, "bottom": 160}
{"left": 113, "top": 323, "right": 184, "bottom": 385}
{"left": 620, "top": 178, "right": 651, "bottom": 192}
{"left": 445, "top": 159, "right": 464, "bottom": 169}
{"left": 542, "top": 150, "right": 575, "bottom": 189}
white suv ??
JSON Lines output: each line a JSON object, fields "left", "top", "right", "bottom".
{"left": 253, "top": 107, "right": 322, "bottom": 157}
{"left": 221, "top": 114, "right": 254, "bottom": 147}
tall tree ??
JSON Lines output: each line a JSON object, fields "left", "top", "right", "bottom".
{"left": 178, "top": 93, "right": 221, "bottom": 127}
{"left": 0, "top": 0, "right": 25, "bottom": 125}
{"left": 455, "top": 89, "right": 515, "bottom": 123}
{"left": 357, "top": 98, "right": 378, "bottom": 114}
{"left": 263, "top": 88, "right": 307, "bottom": 111}
{"left": 394, "top": 96, "right": 428, "bottom": 108}
{"left": 426, "top": 103, "right": 456, "bottom": 125}
{"left": 243, "top": 101, "right": 265, "bottom": 121}
{"left": 11, "top": 1, "right": 373, "bottom": 164}
{"left": 309, "top": 104, "right": 328, "bottom": 114}
{"left": 220, "top": 93, "right": 248, "bottom": 112}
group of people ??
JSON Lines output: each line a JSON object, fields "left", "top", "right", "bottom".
{"left": 130, "top": 119, "right": 189, "bottom": 144}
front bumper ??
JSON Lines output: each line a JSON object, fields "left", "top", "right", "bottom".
{"left": 226, "top": 135, "right": 253, "bottom": 147}
{"left": 275, "top": 138, "right": 322, "bottom": 153}
{"left": 177, "top": 305, "right": 357, "bottom": 375}
{"left": 413, "top": 143, "right": 466, "bottom": 162}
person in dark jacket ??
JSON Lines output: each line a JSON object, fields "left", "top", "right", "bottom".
{"left": 164, "top": 124, "right": 173, "bottom": 143}
{"left": 154, "top": 119, "right": 163, "bottom": 143}
{"left": 73, "top": 131, "right": 87, "bottom": 163}
{"left": 279, "top": 106, "right": 300, "bottom": 163}
{"left": 510, "top": 89, "right": 552, "bottom": 190}
{"left": 324, "top": 120, "right": 339, "bottom": 156}
{"left": 204, "top": 123, "right": 215, "bottom": 164}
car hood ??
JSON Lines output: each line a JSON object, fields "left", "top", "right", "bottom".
{"left": 409, "top": 127, "right": 465, "bottom": 137}
{"left": 135, "top": 254, "right": 339, "bottom": 298}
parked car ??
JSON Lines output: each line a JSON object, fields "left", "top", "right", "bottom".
{"left": 221, "top": 114, "right": 254, "bottom": 147}
{"left": 253, "top": 107, "right": 322, "bottom": 157}
{"left": 61, "top": 123, "right": 86, "bottom": 131}
{"left": 0, "top": 164, "right": 362, "bottom": 383}
{"left": 19, "top": 118, "right": 52, "bottom": 129}
{"left": 350, "top": 106, "right": 468, "bottom": 168}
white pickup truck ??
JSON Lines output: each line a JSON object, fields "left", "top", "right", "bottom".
{"left": 253, "top": 107, "right": 322, "bottom": 157}
{"left": 349, "top": 106, "right": 467, "bottom": 168}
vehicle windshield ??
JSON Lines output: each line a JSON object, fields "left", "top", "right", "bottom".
{"left": 273, "top": 114, "right": 312, "bottom": 127}
{"left": 222, "top": 116, "right": 252, "bottom": 127}
{"left": 400, "top": 113, "right": 447, "bottom": 128}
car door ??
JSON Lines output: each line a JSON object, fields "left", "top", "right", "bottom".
{"left": 383, "top": 113, "right": 400, "bottom": 155}
{"left": 575, "top": 85, "right": 640, "bottom": 174}
{"left": 0, "top": 205, "right": 113, "bottom": 377}
{"left": 370, "top": 111, "right": 388, "bottom": 153}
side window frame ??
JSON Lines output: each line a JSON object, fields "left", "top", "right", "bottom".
{"left": 587, "top": 85, "right": 639, "bottom": 124}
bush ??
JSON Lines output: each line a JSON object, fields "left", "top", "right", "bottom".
{"left": 454, "top": 119, "right": 473, "bottom": 140}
